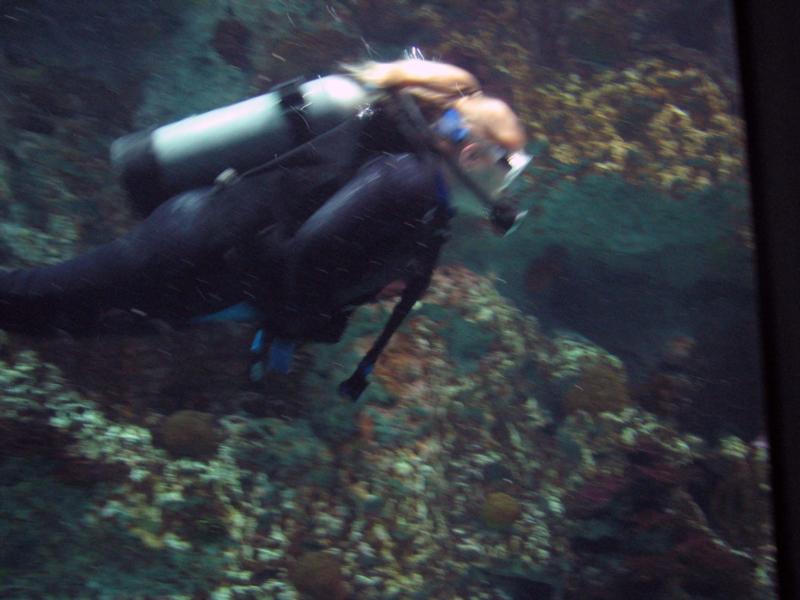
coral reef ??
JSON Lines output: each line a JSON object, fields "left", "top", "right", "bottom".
{"left": 707, "top": 436, "right": 773, "bottom": 551}
{"left": 564, "top": 470, "right": 628, "bottom": 518}
{"left": 635, "top": 334, "right": 701, "bottom": 418}
{"left": 0, "top": 2, "right": 769, "bottom": 598}
{"left": 524, "top": 59, "right": 746, "bottom": 195}
{"left": 0, "top": 259, "right": 775, "bottom": 599}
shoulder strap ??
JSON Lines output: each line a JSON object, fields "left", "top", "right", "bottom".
{"left": 216, "top": 112, "right": 365, "bottom": 187}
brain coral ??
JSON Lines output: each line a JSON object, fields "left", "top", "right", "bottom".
{"left": 563, "top": 359, "right": 631, "bottom": 415}
{"left": 158, "top": 410, "right": 221, "bottom": 460}
{"left": 481, "top": 491, "right": 523, "bottom": 529}
{"left": 289, "top": 551, "right": 348, "bottom": 600}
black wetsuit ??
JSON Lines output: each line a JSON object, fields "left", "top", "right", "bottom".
{"left": 0, "top": 108, "right": 453, "bottom": 344}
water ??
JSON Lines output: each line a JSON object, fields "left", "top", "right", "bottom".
{"left": 0, "top": 1, "right": 774, "bottom": 599}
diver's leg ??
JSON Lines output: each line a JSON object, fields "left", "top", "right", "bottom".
{"left": 0, "top": 173, "right": 282, "bottom": 334}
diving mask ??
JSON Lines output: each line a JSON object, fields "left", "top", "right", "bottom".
{"left": 481, "top": 143, "right": 533, "bottom": 196}
{"left": 432, "top": 109, "right": 531, "bottom": 235}
{"left": 434, "top": 107, "right": 532, "bottom": 198}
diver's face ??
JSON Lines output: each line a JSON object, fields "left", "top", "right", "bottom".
{"left": 443, "top": 146, "right": 504, "bottom": 218}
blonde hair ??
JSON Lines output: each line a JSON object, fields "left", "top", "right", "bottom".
{"left": 343, "top": 59, "right": 526, "bottom": 151}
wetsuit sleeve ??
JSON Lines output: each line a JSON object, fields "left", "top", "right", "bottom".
{"left": 0, "top": 171, "right": 282, "bottom": 334}
{"left": 269, "top": 153, "right": 442, "bottom": 340}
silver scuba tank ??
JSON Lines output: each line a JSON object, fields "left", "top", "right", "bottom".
{"left": 110, "top": 75, "right": 374, "bottom": 215}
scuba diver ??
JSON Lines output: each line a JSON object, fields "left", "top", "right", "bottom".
{"left": 0, "top": 58, "right": 531, "bottom": 400}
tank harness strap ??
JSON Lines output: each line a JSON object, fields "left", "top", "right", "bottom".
{"left": 274, "top": 76, "right": 316, "bottom": 147}
{"left": 220, "top": 103, "right": 364, "bottom": 185}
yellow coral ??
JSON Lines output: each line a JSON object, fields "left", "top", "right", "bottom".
{"left": 528, "top": 61, "right": 743, "bottom": 193}
{"left": 551, "top": 143, "right": 580, "bottom": 165}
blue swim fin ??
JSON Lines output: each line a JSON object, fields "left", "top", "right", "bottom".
{"left": 249, "top": 329, "right": 295, "bottom": 381}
